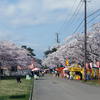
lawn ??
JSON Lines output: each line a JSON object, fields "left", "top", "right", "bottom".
{"left": 0, "top": 76, "right": 33, "bottom": 100}
{"left": 81, "top": 78, "right": 100, "bottom": 86}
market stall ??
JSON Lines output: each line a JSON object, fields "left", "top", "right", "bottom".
{"left": 55, "top": 67, "right": 65, "bottom": 77}
{"left": 68, "top": 64, "right": 84, "bottom": 80}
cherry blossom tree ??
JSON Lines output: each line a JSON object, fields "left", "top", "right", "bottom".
{"left": 42, "top": 22, "right": 100, "bottom": 68}
{"left": 0, "top": 40, "right": 31, "bottom": 68}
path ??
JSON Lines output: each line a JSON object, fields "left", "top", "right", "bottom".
{"left": 33, "top": 74, "right": 100, "bottom": 100}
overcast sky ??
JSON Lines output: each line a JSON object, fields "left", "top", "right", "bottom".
{"left": 0, "top": 0, "right": 100, "bottom": 60}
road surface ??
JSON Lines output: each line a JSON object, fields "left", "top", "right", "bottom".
{"left": 33, "top": 74, "right": 100, "bottom": 100}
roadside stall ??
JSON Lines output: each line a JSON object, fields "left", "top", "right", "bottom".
{"left": 55, "top": 67, "right": 65, "bottom": 77}
{"left": 68, "top": 64, "right": 84, "bottom": 80}
{"left": 31, "top": 68, "right": 40, "bottom": 77}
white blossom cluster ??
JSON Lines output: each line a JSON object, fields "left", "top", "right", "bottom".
{"left": 42, "top": 22, "right": 100, "bottom": 67}
{"left": 0, "top": 40, "right": 31, "bottom": 67}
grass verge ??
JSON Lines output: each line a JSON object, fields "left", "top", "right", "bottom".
{"left": 81, "top": 78, "right": 100, "bottom": 86}
{"left": 0, "top": 76, "right": 33, "bottom": 100}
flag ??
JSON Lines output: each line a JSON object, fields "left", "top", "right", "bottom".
{"left": 65, "top": 59, "right": 69, "bottom": 66}
{"left": 85, "top": 63, "right": 88, "bottom": 69}
{"left": 96, "top": 61, "right": 100, "bottom": 68}
{"left": 89, "top": 62, "right": 93, "bottom": 69}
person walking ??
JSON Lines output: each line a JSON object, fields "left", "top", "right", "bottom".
{"left": 64, "top": 72, "right": 66, "bottom": 78}
{"left": 42, "top": 71, "right": 44, "bottom": 76}
{"left": 57, "top": 71, "right": 60, "bottom": 77}
{"left": 55, "top": 70, "right": 57, "bottom": 76}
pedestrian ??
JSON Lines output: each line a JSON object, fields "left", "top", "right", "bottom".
{"left": 55, "top": 70, "right": 57, "bottom": 76}
{"left": 64, "top": 72, "right": 66, "bottom": 78}
{"left": 16, "top": 76, "right": 21, "bottom": 83}
{"left": 57, "top": 71, "right": 60, "bottom": 77}
{"left": 42, "top": 71, "right": 44, "bottom": 76}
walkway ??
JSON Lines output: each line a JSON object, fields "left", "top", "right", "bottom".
{"left": 33, "top": 74, "right": 100, "bottom": 100}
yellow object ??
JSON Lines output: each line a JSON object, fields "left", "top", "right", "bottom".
{"left": 65, "top": 59, "right": 69, "bottom": 66}
{"left": 71, "top": 71, "right": 73, "bottom": 77}
{"left": 73, "top": 75, "right": 80, "bottom": 80}
{"left": 92, "top": 69, "right": 95, "bottom": 78}
{"left": 96, "top": 69, "right": 98, "bottom": 78}
{"left": 42, "top": 71, "right": 44, "bottom": 74}
{"left": 69, "top": 64, "right": 84, "bottom": 80}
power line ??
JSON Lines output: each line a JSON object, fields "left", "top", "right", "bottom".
{"left": 50, "top": 0, "right": 82, "bottom": 47}
{"left": 56, "top": 0, "right": 77, "bottom": 34}
{"left": 59, "top": 1, "right": 83, "bottom": 35}
{"left": 60, "top": 2, "right": 83, "bottom": 40}
{"left": 87, "top": 9, "right": 100, "bottom": 18}
{"left": 87, "top": 13, "right": 100, "bottom": 24}
{"left": 72, "top": 8, "right": 100, "bottom": 35}
{"left": 72, "top": 20, "right": 84, "bottom": 35}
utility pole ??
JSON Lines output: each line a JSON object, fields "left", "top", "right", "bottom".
{"left": 43, "top": 56, "right": 45, "bottom": 60}
{"left": 49, "top": 46, "right": 50, "bottom": 53}
{"left": 84, "top": 0, "right": 87, "bottom": 80}
{"left": 55, "top": 33, "right": 59, "bottom": 43}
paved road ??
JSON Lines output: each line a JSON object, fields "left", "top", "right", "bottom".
{"left": 33, "top": 74, "right": 100, "bottom": 100}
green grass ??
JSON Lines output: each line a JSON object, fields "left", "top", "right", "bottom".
{"left": 0, "top": 76, "right": 33, "bottom": 100}
{"left": 81, "top": 78, "right": 100, "bottom": 86}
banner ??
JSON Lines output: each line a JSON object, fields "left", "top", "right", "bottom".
{"left": 96, "top": 61, "right": 100, "bottom": 68}
{"left": 89, "top": 62, "right": 93, "bottom": 69}
{"left": 85, "top": 63, "right": 88, "bottom": 69}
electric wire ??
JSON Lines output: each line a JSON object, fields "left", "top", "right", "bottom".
{"left": 87, "top": 9, "right": 100, "bottom": 18}
{"left": 59, "top": 1, "right": 83, "bottom": 35}
{"left": 49, "top": 0, "right": 78, "bottom": 47}
{"left": 60, "top": 2, "right": 83, "bottom": 39}
{"left": 73, "top": 13, "right": 100, "bottom": 35}
{"left": 69, "top": 8, "right": 100, "bottom": 36}
{"left": 78, "top": 9, "right": 100, "bottom": 32}
{"left": 56, "top": 0, "right": 77, "bottom": 34}
{"left": 87, "top": 13, "right": 100, "bottom": 24}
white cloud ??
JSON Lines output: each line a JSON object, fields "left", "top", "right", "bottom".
{"left": 0, "top": 28, "right": 24, "bottom": 41}
{"left": 0, "top": 0, "right": 78, "bottom": 28}
{"left": 0, "top": 0, "right": 99, "bottom": 28}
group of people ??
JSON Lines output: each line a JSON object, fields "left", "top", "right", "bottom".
{"left": 54, "top": 70, "right": 70, "bottom": 78}
{"left": 31, "top": 70, "right": 40, "bottom": 77}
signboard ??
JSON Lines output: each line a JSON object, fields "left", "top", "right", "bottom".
{"left": 69, "top": 68, "right": 82, "bottom": 71}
